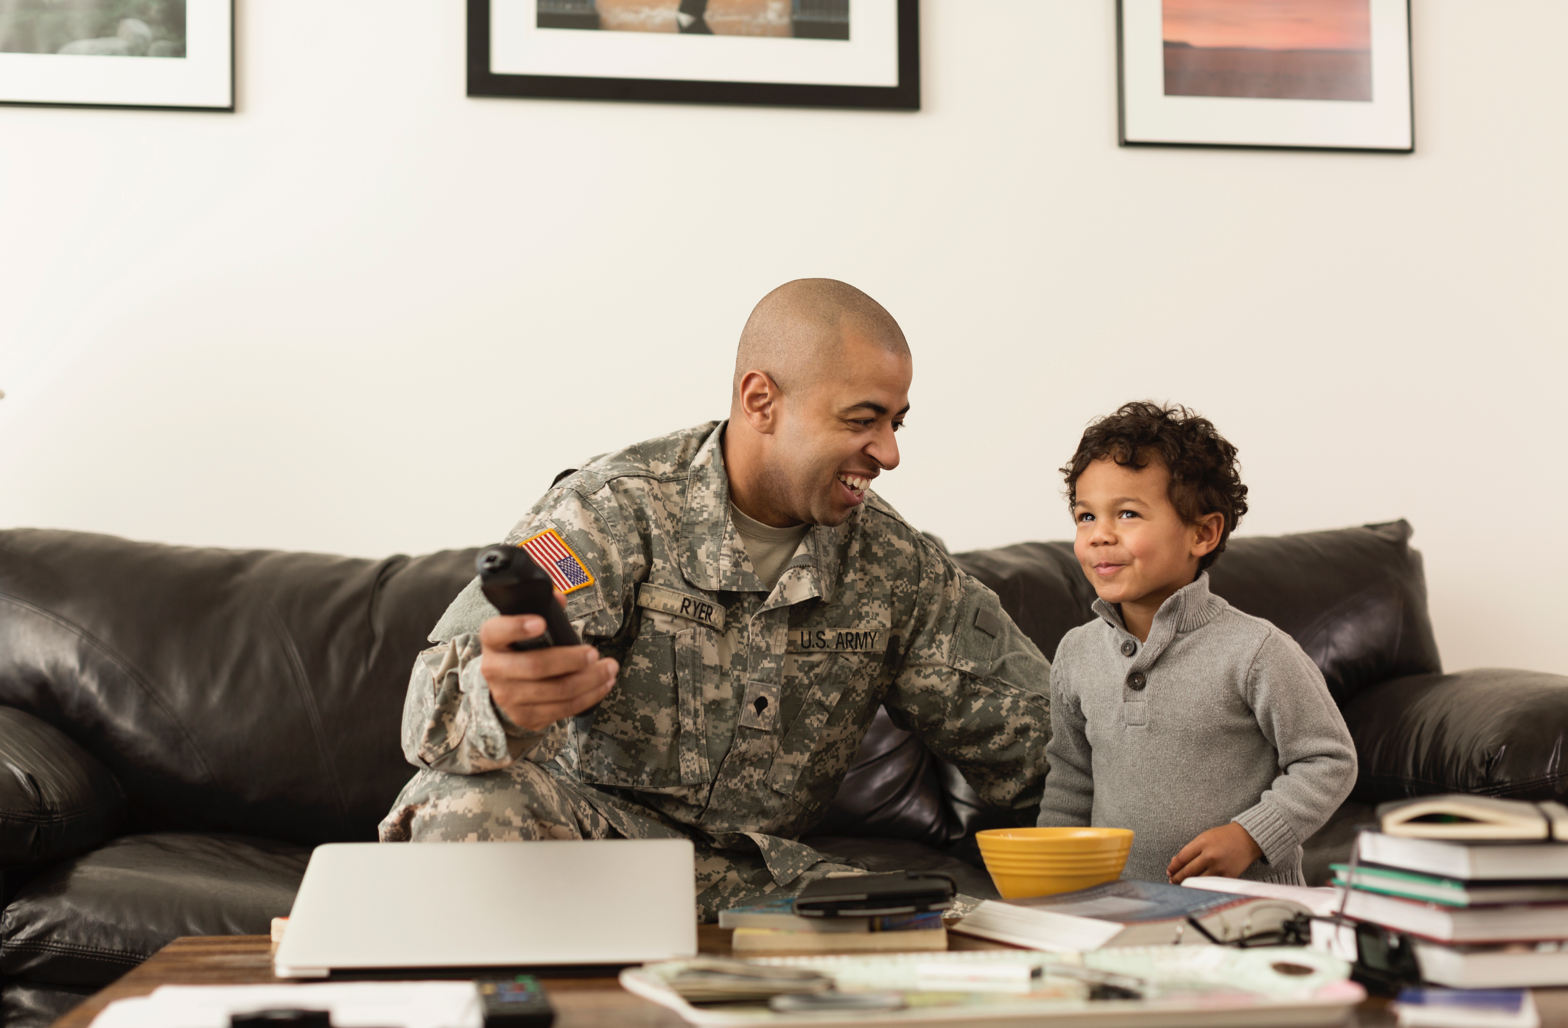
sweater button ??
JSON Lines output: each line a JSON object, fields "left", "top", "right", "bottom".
{"left": 1121, "top": 640, "right": 1137, "bottom": 657}
{"left": 1126, "top": 671, "right": 1147, "bottom": 691}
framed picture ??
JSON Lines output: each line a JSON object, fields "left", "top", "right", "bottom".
{"left": 467, "top": 0, "right": 919, "bottom": 111}
{"left": 1117, "top": 0, "right": 1412, "bottom": 153}
{"left": 0, "top": 0, "right": 233, "bottom": 112}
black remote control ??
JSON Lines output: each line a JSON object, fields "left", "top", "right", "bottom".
{"left": 476, "top": 545, "right": 583, "bottom": 652}
{"left": 476, "top": 975, "right": 555, "bottom": 1028}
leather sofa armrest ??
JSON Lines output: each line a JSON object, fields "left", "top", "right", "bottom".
{"left": 1344, "top": 668, "right": 1568, "bottom": 804}
{"left": 0, "top": 707, "right": 126, "bottom": 868}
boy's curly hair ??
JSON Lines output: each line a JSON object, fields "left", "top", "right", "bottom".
{"left": 1061, "top": 401, "right": 1248, "bottom": 572}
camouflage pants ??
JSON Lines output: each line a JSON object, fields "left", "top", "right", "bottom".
{"left": 378, "top": 761, "right": 860, "bottom": 922}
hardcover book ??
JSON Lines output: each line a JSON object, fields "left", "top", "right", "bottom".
{"left": 1330, "top": 863, "right": 1568, "bottom": 907}
{"left": 1409, "top": 939, "right": 1568, "bottom": 990}
{"left": 730, "top": 926, "right": 948, "bottom": 955}
{"left": 1337, "top": 888, "right": 1568, "bottom": 944}
{"left": 1356, "top": 832, "right": 1568, "bottom": 881}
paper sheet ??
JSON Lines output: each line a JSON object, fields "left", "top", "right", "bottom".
{"left": 1180, "top": 876, "right": 1342, "bottom": 918}
{"left": 89, "top": 981, "right": 483, "bottom": 1028}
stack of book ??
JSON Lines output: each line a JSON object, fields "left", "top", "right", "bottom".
{"left": 1333, "top": 795, "right": 1568, "bottom": 989}
{"left": 718, "top": 896, "right": 947, "bottom": 955}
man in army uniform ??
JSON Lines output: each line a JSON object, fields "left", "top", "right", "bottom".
{"left": 379, "top": 279, "right": 1051, "bottom": 920}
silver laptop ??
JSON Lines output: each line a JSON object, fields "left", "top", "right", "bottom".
{"left": 274, "top": 839, "right": 697, "bottom": 978}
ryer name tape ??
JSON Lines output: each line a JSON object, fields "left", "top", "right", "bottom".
{"left": 637, "top": 583, "right": 726, "bottom": 630}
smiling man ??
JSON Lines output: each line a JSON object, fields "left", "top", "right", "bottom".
{"left": 379, "top": 279, "right": 1052, "bottom": 920}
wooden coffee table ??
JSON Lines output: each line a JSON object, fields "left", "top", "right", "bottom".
{"left": 52, "top": 929, "right": 736, "bottom": 1028}
{"left": 47, "top": 931, "right": 1568, "bottom": 1028}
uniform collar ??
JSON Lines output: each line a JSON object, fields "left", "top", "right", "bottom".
{"left": 677, "top": 420, "right": 848, "bottom": 604}
{"left": 770, "top": 518, "right": 848, "bottom": 610}
{"left": 1092, "top": 570, "right": 1226, "bottom": 640}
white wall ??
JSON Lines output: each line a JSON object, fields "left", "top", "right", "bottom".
{"left": 3, "top": 1, "right": 1565, "bottom": 674}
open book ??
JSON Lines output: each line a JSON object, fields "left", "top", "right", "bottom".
{"left": 949, "top": 880, "right": 1314, "bottom": 951}
{"left": 1377, "top": 795, "right": 1568, "bottom": 841}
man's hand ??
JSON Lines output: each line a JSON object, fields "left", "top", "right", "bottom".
{"left": 478, "top": 590, "right": 617, "bottom": 732}
{"left": 1167, "top": 822, "right": 1263, "bottom": 883}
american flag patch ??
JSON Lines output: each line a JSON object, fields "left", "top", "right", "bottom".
{"left": 518, "top": 528, "right": 595, "bottom": 595}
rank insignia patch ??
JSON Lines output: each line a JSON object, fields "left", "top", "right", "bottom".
{"left": 519, "top": 529, "right": 595, "bottom": 595}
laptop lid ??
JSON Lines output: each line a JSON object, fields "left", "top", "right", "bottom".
{"left": 274, "top": 839, "right": 697, "bottom": 978}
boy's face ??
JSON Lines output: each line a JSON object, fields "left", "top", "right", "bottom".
{"left": 1072, "top": 456, "right": 1221, "bottom": 619}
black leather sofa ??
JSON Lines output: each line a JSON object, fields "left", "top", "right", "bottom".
{"left": 2, "top": 520, "right": 1565, "bottom": 1028}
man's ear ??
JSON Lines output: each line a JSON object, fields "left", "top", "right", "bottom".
{"left": 1191, "top": 512, "right": 1225, "bottom": 559}
{"left": 737, "top": 370, "right": 783, "bottom": 434}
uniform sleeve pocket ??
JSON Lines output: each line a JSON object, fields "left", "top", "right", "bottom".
{"left": 946, "top": 591, "right": 1002, "bottom": 676}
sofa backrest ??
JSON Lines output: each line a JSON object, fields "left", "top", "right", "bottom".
{"left": 0, "top": 520, "right": 1442, "bottom": 849}
{"left": 0, "top": 529, "right": 478, "bottom": 846}
{"left": 953, "top": 519, "right": 1442, "bottom": 708}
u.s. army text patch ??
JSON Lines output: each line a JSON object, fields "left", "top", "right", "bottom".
{"left": 519, "top": 529, "right": 595, "bottom": 595}
{"left": 787, "top": 627, "right": 889, "bottom": 653}
{"left": 636, "top": 583, "right": 725, "bottom": 630}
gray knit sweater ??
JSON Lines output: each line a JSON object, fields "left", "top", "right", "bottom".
{"left": 1036, "top": 573, "right": 1357, "bottom": 885}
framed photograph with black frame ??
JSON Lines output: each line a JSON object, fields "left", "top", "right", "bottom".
{"left": 468, "top": 0, "right": 918, "bottom": 111}
{"left": 1117, "top": 0, "right": 1412, "bottom": 153}
{"left": 0, "top": 0, "right": 234, "bottom": 112}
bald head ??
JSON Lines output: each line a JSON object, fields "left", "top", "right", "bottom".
{"left": 732, "top": 279, "right": 909, "bottom": 405}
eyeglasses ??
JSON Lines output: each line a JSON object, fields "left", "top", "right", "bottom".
{"left": 1183, "top": 907, "right": 1316, "bottom": 948}
{"left": 1181, "top": 825, "right": 1427, "bottom": 992}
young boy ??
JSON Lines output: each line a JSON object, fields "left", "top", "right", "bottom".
{"left": 1037, "top": 402, "right": 1356, "bottom": 885}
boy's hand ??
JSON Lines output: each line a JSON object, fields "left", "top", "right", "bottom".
{"left": 1167, "top": 822, "right": 1263, "bottom": 883}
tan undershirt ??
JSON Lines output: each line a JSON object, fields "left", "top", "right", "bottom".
{"left": 730, "top": 503, "right": 809, "bottom": 592}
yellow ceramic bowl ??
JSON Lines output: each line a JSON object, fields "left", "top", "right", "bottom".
{"left": 978, "top": 856, "right": 1129, "bottom": 873}
{"left": 975, "top": 828, "right": 1133, "bottom": 899}
{"left": 976, "top": 827, "right": 1134, "bottom": 853}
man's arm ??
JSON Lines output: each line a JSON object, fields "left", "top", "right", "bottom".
{"left": 883, "top": 557, "right": 1052, "bottom": 823}
{"left": 399, "top": 483, "right": 632, "bottom": 775}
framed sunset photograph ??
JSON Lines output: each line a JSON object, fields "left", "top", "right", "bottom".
{"left": 1117, "top": 0, "right": 1413, "bottom": 152}
{"left": 467, "top": 0, "right": 918, "bottom": 110}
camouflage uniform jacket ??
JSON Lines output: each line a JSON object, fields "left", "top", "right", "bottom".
{"left": 400, "top": 421, "right": 1051, "bottom": 885}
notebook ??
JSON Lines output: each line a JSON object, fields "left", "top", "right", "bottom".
{"left": 273, "top": 839, "right": 698, "bottom": 978}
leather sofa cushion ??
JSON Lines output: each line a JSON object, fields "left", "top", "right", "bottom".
{"left": 0, "top": 708, "right": 125, "bottom": 869}
{"left": 0, "top": 529, "right": 477, "bottom": 845}
{"left": 1, "top": 980, "right": 95, "bottom": 1028}
{"left": 954, "top": 520, "right": 1442, "bottom": 707}
{"left": 1346, "top": 668, "right": 1568, "bottom": 803}
{"left": 805, "top": 708, "right": 965, "bottom": 849}
{"left": 0, "top": 833, "right": 308, "bottom": 987}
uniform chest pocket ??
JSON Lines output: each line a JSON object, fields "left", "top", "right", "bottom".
{"left": 764, "top": 650, "right": 883, "bottom": 808}
{"left": 578, "top": 609, "right": 719, "bottom": 789}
